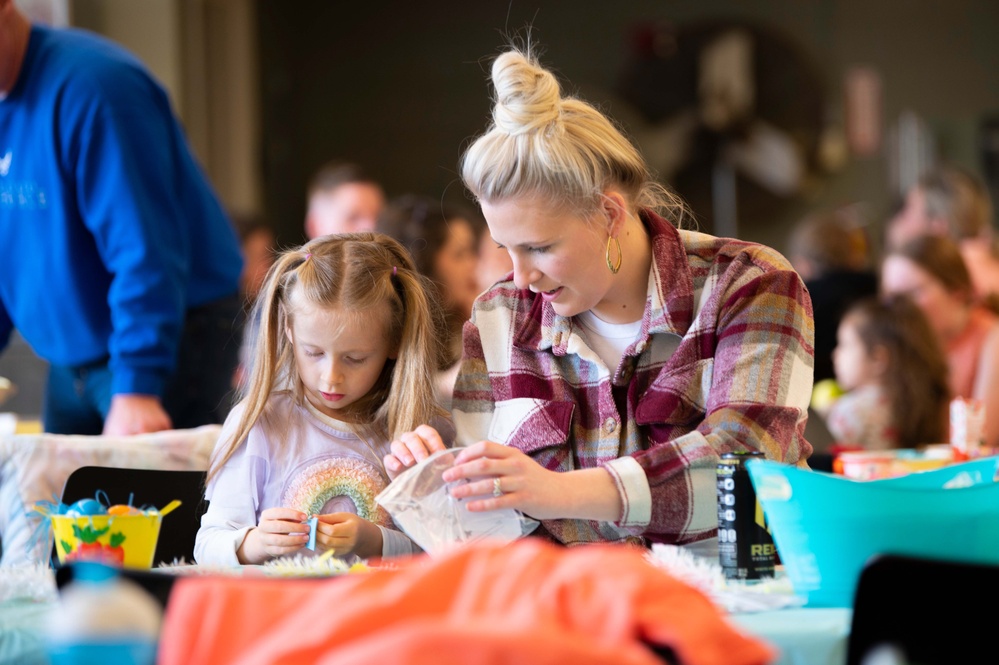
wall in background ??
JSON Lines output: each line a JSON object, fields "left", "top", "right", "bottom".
{"left": 5, "top": 0, "right": 998, "bottom": 417}
{"left": 255, "top": 0, "right": 999, "bottom": 257}
{"left": 71, "top": 0, "right": 262, "bottom": 217}
{"left": 37, "top": 0, "right": 999, "bottom": 256}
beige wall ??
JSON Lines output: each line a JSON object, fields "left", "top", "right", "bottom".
{"left": 66, "top": 0, "right": 261, "bottom": 215}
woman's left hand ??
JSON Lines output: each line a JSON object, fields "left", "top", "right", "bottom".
{"left": 441, "top": 441, "right": 620, "bottom": 521}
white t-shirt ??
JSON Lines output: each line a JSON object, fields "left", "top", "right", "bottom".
{"left": 575, "top": 310, "right": 644, "bottom": 372}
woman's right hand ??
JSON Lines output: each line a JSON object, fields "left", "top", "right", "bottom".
{"left": 384, "top": 424, "right": 448, "bottom": 480}
{"left": 236, "top": 507, "right": 310, "bottom": 564}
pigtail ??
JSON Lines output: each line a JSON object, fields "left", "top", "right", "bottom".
{"left": 376, "top": 248, "right": 450, "bottom": 440}
{"left": 206, "top": 248, "right": 310, "bottom": 483}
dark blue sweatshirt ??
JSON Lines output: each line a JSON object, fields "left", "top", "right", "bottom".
{"left": 0, "top": 25, "right": 242, "bottom": 397}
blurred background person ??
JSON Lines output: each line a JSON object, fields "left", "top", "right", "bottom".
{"left": 787, "top": 209, "right": 878, "bottom": 385}
{"left": 304, "top": 160, "right": 385, "bottom": 239}
{"left": 0, "top": 0, "right": 243, "bottom": 435}
{"left": 881, "top": 234, "right": 999, "bottom": 450}
{"left": 825, "top": 296, "right": 949, "bottom": 450}
{"left": 233, "top": 211, "right": 277, "bottom": 306}
{"left": 377, "top": 194, "right": 480, "bottom": 408}
{"left": 230, "top": 211, "right": 277, "bottom": 392}
{"left": 886, "top": 164, "right": 999, "bottom": 304}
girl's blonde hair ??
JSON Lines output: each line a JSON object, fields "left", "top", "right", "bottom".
{"left": 460, "top": 46, "right": 688, "bottom": 224}
{"left": 208, "top": 232, "right": 447, "bottom": 482}
{"left": 844, "top": 295, "right": 950, "bottom": 448}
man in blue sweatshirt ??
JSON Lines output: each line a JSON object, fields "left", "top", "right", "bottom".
{"left": 0, "top": 0, "right": 243, "bottom": 435}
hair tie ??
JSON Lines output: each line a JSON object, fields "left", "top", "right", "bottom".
{"left": 304, "top": 253, "right": 312, "bottom": 261}
{"left": 392, "top": 266, "right": 397, "bottom": 276}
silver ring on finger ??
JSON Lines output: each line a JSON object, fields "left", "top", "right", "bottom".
{"left": 492, "top": 477, "right": 503, "bottom": 497}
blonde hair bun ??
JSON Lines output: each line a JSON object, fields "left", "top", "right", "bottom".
{"left": 491, "top": 51, "right": 561, "bottom": 136}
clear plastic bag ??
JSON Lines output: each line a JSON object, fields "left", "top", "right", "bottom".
{"left": 376, "top": 448, "right": 539, "bottom": 554}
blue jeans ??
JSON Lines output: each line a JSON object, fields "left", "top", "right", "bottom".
{"left": 43, "top": 293, "right": 242, "bottom": 434}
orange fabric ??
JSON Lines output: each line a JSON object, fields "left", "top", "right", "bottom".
{"left": 157, "top": 539, "right": 775, "bottom": 665}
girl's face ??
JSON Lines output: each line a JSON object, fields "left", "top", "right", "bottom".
{"left": 432, "top": 218, "right": 480, "bottom": 321}
{"left": 832, "top": 317, "right": 880, "bottom": 391}
{"left": 287, "top": 294, "right": 395, "bottom": 420}
{"left": 880, "top": 255, "right": 962, "bottom": 340}
{"left": 480, "top": 196, "right": 613, "bottom": 320}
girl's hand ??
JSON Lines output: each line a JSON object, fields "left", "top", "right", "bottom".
{"left": 441, "top": 441, "right": 622, "bottom": 522}
{"left": 384, "top": 424, "right": 448, "bottom": 480}
{"left": 315, "top": 512, "right": 383, "bottom": 559}
{"left": 237, "top": 507, "right": 310, "bottom": 564}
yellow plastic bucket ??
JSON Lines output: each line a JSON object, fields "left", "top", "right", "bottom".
{"left": 52, "top": 513, "right": 162, "bottom": 568}
{"left": 51, "top": 500, "right": 180, "bottom": 569}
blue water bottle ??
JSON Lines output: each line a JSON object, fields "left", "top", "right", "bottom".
{"left": 44, "top": 562, "right": 161, "bottom": 665}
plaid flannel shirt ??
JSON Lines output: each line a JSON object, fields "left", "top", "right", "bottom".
{"left": 452, "top": 210, "right": 814, "bottom": 546}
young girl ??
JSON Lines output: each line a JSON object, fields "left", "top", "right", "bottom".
{"left": 826, "top": 295, "right": 950, "bottom": 450}
{"left": 195, "top": 232, "right": 449, "bottom": 566}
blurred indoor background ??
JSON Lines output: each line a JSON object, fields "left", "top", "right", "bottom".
{"left": 3, "top": 0, "right": 999, "bottom": 416}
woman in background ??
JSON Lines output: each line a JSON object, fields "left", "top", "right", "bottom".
{"left": 378, "top": 194, "right": 481, "bottom": 408}
{"left": 881, "top": 234, "right": 999, "bottom": 449}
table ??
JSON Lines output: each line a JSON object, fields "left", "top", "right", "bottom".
{"left": 0, "top": 599, "right": 50, "bottom": 665}
{"left": 733, "top": 608, "right": 850, "bottom": 665}
{"left": 1, "top": 583, "right": 851, "bottom": 665}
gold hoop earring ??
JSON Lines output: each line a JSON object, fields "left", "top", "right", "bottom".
{"left": 606, "top": 236, "right": 622, "bottom": 274}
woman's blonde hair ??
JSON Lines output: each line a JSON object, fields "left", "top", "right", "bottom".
{"left": 460, "top": 46, "right": 688, "bottom": 223}
{"left": 207, "top": 232, "right": 448, "bottom": 482}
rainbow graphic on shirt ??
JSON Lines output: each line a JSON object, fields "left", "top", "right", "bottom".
{"left": 282, "top": 457, "right": 390, "bottom": 527}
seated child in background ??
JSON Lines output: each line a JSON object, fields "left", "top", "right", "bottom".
{"left": 825, "top": 295, "right": 950, "bottom": 450}
{"left": 195, "top": 233, "right": 451, "bottom": 566}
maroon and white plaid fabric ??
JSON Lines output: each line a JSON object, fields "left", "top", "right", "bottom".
{"left": 453, "top": 210, "right": 814, "bottom": 546}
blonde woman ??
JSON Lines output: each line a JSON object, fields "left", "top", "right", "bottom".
{"left": 386, "top": 45, "right": 814, "bottom": 547}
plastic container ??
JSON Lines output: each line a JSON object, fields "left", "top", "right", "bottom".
{"left": 746, "top": 457, "right": 999, "bottom": 608}
{"left": 836, "top": 448, "right": 953, "bottom": 480}
{"left": 45, "top": 562, "right": 162, "bottom": 665}
{"left": 51, "top": 500, "right": 180, "bottom": 569}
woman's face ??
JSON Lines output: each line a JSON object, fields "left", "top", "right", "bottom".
{"left": 433, "top": 218, "right": 480, "bottom": 320}
{"left": 480, "top": 196, "right": 610, "bottom": 319}
{"left": 880, "top": 255, "right": 961, "bottom": 339}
